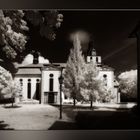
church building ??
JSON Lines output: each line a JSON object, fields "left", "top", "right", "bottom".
{"left": 14, "top": 48, "right": 120, "bottom": 104}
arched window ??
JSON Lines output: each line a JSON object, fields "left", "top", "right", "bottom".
{"left": 27, "top": 79, "right": 31, "bottom": 99}
{"left": 49, "top": 74, "right": 54, "bottom": 91}
{"left": 96, "top": 57, "right": 98, "bottom": 63}
{"left": 103, "top": 74, "right": 107, "bottom": 86}
{"left": 90, "top": 56, "right": 93, "bottom": 60}
{"left": 19, "top": 79, "right": 23, "bottom": 86}
{"left": 36, "top": 79, "right": 40, "bottom": 101}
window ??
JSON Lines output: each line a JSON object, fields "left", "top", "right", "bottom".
{"left": 36, "top": 79, "right": 40, "bottom": 101}
{"left": 64, "top": 95, "right": 67, "bottom": 99}
{"left": 36, "top": 79, "right": 40, "bottom": 83}
{"left": 103, "top": 74, "right": 107, "bottom": 78}
{"left": 27, "top": 79, "right": 31, "bottom": 99}
{"left": 49, "top": 74, "right": 54, "bottom": 91}
{"left": 103, "top": 74, "right": 107, "bottom": 86}
{"left": 49, "top": 74, "right": 54, "bottom": 77}
{"left": 19, "top": 79, "right": 23, "bottom": 86}
{"left": 90, "top": 56, "right": 93, "bottom": 60}
{"left": 96, "top": 57, "right": 98, "bottom": 63}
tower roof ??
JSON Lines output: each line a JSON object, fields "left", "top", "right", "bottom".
{"left": 91, "top": 48, "right": 97, "bottom": 56}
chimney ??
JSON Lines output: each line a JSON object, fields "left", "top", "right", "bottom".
{"left": 33, "top": 51, "right": 39, "bottom": 64}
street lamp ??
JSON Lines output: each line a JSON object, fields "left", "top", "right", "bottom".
{"left": 58, "top": 67, "right": 64, "bottom": 119}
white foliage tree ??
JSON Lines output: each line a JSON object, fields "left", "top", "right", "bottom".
{"left": 80, "top": 60, "right": 104, "bottom": 108}
{"left": 0, "top": 66, "right": 22, "bottom": 106}
{"left": 0, "top": 10, "right": 28, "bottom": 60}
{"left": 63, "top": 34, "right": 86, "bottom": 106}
{"left": 118, "top": 69, "right": 137, "bottom": 100}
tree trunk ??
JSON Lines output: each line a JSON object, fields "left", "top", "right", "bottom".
{"left": 11, "top": 97, "right": 14, "bottom": 107}
{"left": 12, "top": 102, "right": 13, "bottom": 107}
{"left": 73, "top": 98, "right": 76, "bottom": 107}
{"left": 90, "top": 100, "right": 93, "bottom": 109}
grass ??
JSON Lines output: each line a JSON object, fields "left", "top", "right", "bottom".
{"left": 53, "top": 104, "right": 140, "bottom": 129}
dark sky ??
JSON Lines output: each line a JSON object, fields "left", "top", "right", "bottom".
{"left": 26, "top": 10, "right": 140, "bottom": 75}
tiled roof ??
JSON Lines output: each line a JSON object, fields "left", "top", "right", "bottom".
{"left": 16, "top": 68, "right": 41, "bottom": 75}
{"left": 16, "top": 63, "right": 66, "bottom": 75}
{"left": 18, "top": 63, "right": 44, "bottom": 68}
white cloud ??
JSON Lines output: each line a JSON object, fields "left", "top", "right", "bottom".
{"left": 14, "top": 54, "right": 49, "bottom": 68}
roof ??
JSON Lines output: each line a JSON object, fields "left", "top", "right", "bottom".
{"left": 101, "top": 65, "right": 114, "bottom": 71}
{"left": 15, "top": 63, "right": 66, "bottom": 76}
{"left": 46, "top": 63, "right": 66, "bottom": 68}
{"left": 18, "top": 63, "right": 44, "bottom": 68}
{"left": 16, "top": 68, "right": 41, "bottom": 75}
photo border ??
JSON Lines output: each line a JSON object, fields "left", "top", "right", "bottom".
{"left": 0, "top": 0, "right": 140, "bottom": 140}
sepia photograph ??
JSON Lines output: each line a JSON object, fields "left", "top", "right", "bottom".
{"left": 0, "top": 10, "right": 139, "bottom": 130}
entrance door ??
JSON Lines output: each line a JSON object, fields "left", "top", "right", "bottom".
{"left": 48, "top": 92, "right": 54, "bottom": 103}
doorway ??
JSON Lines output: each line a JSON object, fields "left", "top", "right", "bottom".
{"left": 48, "top": 92, "right": 55, "bottom": 103}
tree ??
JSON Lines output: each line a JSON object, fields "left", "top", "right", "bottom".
{"left": 0, "top": 10, "right": 63, "bottom": 73}
{"left": 0, "top": 10, "right": 28, "bottom": 59}
{"left": 0, "top": 10, "right": 28, "bottom": 73}
{"left": 63, "top": 34, "right": 86, "bottom": 106}
{"left": 0, "top": 66, "right": 22, "bottom": 106}
{"left": 80, "top": 60, "right": 116, "bottom": 108}
{"left": 0, "top": 66, "right": 13, "bottom": 98}
{"left": 25, "top": 10, "right": 63, "bottom": 41}
{"left": 118, "top": 70, "right": 137, "bottom": 101}
{"left": 80, "top": 60, "right": 102, "bottom": 108}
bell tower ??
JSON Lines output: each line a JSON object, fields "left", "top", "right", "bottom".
{"left": 86, "top": 41, "right": 102, "bottom": 66}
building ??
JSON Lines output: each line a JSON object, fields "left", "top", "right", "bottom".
{"left": 87, "top": 48, "right": 120, "bottom": 103}
{"left": 14, "top": 48, "right": 120, "bottom": 104}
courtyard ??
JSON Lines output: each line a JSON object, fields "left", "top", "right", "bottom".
{"left": 0, "top": 104, "right": 71, "bottom": 130}
{"left": 0, "top": 102, "right": 140, "bottom": 130}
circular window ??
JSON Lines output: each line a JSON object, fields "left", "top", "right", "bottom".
{"left": 103, "top": 74, "right": 107, "bottom": 78}
{"left": 19, "top": 79, "right": 23, "bottom": 82}
{"left": 28, "top": 79, "right": 31, "bottom": 82}
{"left": 49, "top": 74, "right": 54, "bottom": 77}
{"left": 36, "top": 79, "right": 40, "bottom": 82}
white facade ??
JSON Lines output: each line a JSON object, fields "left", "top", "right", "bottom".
{"left": 41, "top": 68, "right": 63, "bottom": 104}
{"left": 98, "top": 70, "right": 114, "bottom": 89}
{"left": 87, "top": 56, "right": 101, "bottom": 64}
{"left": 14, "top": 77, "right": 41, "bottom": 100}
{"left": 87, "top": 48, "right": 120, "bottom": 103}
{"left": 14, "top": 64, "right": 65, "bottom": 104}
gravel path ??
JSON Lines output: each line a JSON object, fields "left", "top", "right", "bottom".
{"left": 0, "top": 104, "right": 71, "bottom": 130}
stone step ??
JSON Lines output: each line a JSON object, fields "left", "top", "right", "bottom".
{"left": 18, "top": 99, "right": 39, "bottom": 104}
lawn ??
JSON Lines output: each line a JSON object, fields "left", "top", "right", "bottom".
{"left": 0, "top": 104, "right": 71, "bottom": 130}
{"left": 52, "top": 103, "right": 140, "bottom": 129}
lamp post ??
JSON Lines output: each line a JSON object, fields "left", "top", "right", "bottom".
{"left": 58, "top": 67, "right": 64, "bottom": 119}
